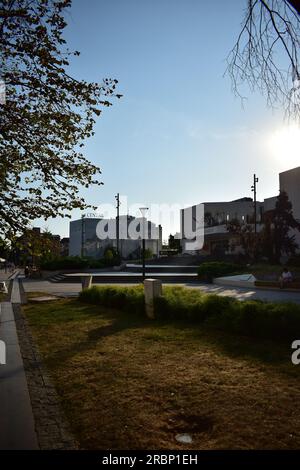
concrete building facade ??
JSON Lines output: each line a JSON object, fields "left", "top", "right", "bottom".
{"left": 181, "top": 167, "right": 300, "bottom": 257}
{"left": 69, "top": 215, "right": 162, "bottom": 260}
{"left": 180, "top": 198, "right": 264, "bottom": 256}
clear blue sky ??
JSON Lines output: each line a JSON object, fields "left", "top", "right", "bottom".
{"left": 39, "top": 0, "right": 298, "bottom": 239}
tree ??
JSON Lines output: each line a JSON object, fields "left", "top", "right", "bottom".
{"left": 0, "top": 0, "right": 121, "bottom": 239}
{"left": 168, "top": 233, "right": 182, "bottom": 252}
{"left": 227, "top": 218, "right": 257, "bottom": 259}
{"left": 16, "top": 227, "right": 61, "bottom": 265}
{"left": 260, "top": 191, "right": 300, "bottom": 262}
{"left": 272, "top": 190, "right": 300, "bottom": 261}
{"left": 227, "top": 0, "right": 300, "bottom": 122}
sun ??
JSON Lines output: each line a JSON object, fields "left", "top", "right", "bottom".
{"left": 267, "top": 124, "right": 300, "bottom": 169}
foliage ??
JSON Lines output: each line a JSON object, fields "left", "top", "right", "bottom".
{"left": 16, "top": 227, "right": 60, "bottom": 265}
{"left": 79, "top": 284, "right": 300, "bottom": 342}
{"left": 40, "top": 252, "right": 120, "bottom": 270}
{"left": 168, "top": 234, "right": 182, "bottom": 253}
{"left": 262, "top": 191, "right": 300, "bottom": 262}
{"left": 40, "top": 255, "right": 89, "bottom": 270}
{"left": 197, "top": 261, "right": 241, "bottom": 282}
{"left": 288, "top": 254, "right": 300, "bottom": 267}
{"left": 79, "top": 285, "right": 145, "bottom": 315}
{"left": 144, "top": 248, "right": 153, "bottom": 259}
{"left": 227, "top": 0, "right": 300, "bottom": 122}
{"left": 104, "top": 249, "right": 114, "bottom": 261}
{"left": 273, "top": 191, "right": 300, "bottom": 261}
{"left": 227, "top": 219, "right": 257, "bottom": 259}
{"left": 0, "top": 0, "right": 121, "bottom": 238}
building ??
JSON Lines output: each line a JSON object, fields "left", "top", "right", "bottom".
{"left": 263, "top": 166, "right": 300, "bottom": 250}
{"left": 69, "top": 215, "right": 163, "bottom": 260}
{"left": 181, "top": 198, "right": 264, "bottom": 256}
{"left": 181, "top": 167, "right": 300, "bottom": 257}
{"left": 280, "top": 167, "right": 300, "bottom": 222}
{"left": 60, "top": 237, "right": 69, "bottom": 257}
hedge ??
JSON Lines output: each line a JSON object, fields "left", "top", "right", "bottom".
{"left": 78, "top": 285, "right": 300, "bottom": 342}
{"left": 79, "top": 285, "right": 145, "bottom": 315}
{"left": 197, "top": 261, "right": 241, "bottom": 282}
{"left": 41, "top": 255, "right": 120, "bottom": 271}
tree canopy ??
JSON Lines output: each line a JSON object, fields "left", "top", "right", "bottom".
{"left": 227, "top": 0, "right": 300, "bottom": 122}
{"left": 0, "top": 0, "right": 121, "bottom": 239}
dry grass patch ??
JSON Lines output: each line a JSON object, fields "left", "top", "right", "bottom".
{"left": 23, "top": 297, "right": 300, "bottom": 450}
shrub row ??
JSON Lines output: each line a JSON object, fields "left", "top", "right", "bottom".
{"left": 79, "top": 285, "right": 145, "bottom": 315}
{"left": 197, "top": 261, "right": 242, "bottom": 282}
{"left": 79, "top": 284, "right": 300, "bottom": 342}
{"left": 41, "top": 254, "right": 119, "bottom": 271}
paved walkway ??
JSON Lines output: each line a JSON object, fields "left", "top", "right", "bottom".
{"left": 0, "top": 276, "right": 38, "bottom": 449}
{"left": 0, "top": 269, "right": 18, "bottom": 282}
{"left": 22, "top": 278, "right": 300, "bottom": 304}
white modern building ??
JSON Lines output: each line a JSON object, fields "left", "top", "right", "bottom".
{"left": 181, "top": 167, "right": 300, "bottom": 256}
{"left": 69, "top": 215, "right": 162, "bottom": 260}
{"left": 180, "top": 197, "right": 264, "bottom": 256}
{"left": 264, "top": 166, "right": 300, "bottom": 249}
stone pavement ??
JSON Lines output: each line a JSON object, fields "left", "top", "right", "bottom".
{"left": 22, "top": 278, "right": 300, "bottom": 304}
{"left": 0, "top": 269, "right": 18, "bottom": 282}
{"left": 0, "top": 275, "right": 77, "bottom": 450}
{"left": 0, "top": 276, "right": 38, "bottom": 449}
{"left": 14, "top": 304, "right": 77, "bottom": 449}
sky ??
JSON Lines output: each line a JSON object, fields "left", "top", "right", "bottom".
{"left": 37, "top": 0, "right": 300, "bottom": 240}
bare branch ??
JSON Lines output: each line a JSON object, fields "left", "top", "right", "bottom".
{"left": 226, "top": 0, "right": 300, "bottom": 122}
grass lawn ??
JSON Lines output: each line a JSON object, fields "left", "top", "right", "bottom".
{"left": 23, "top": 295, "right": 300, "bottom": 450}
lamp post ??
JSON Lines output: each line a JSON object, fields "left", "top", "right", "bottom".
{"left": 139, "top": 207, "right": 149, "bottom": 280}
{"left": 251, "top": 174, "right": 259, "bottom": 259}
{"left": 115, "top": 193, "right": 120, "bottom": 257}
{"left": 81, "top": 214, "right": 85, "bottom": 258}
{"left": 251, "top": 174, "right": 259, "bottom": 235}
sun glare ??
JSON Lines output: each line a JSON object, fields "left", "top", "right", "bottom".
{"left": 267, "top": 125, "right": 300, "bottom": 169}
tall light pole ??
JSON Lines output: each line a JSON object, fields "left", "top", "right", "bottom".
{"left": 139, "top": 207, "right": 149, "bottom": 280}
{"left": 115, "top": 193, "right": 120, "bottom": 258}
{"left": 251, "top": 174, "right": 259, "bottom": 234}
{"left": 81, "top": 214, "right": 85, "bottom": 258}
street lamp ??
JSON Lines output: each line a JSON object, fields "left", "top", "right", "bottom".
{"left": 139, "top": 207, "right": 149, "bottom": 280}
{"left": 251, "top": 174, "right": 259, "bottom": 235}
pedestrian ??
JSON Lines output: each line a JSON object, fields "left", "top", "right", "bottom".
{"left": 279, "top": 267, "right": 293, "bottom": 288}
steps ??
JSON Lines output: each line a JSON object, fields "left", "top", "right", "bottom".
{"left": 47, "top": 263, "right": 200, "bottom": 284}
{"left": 125, "top": 264, "right": 198, "bottom": 274}
{"left": 48, "top": 273, "right": 67, "bottom": 283}
{"left": 49, "top": 272, "right": 199, "bottom": 284}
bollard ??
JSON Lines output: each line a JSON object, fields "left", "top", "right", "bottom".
{"left": 144, "top": 278, "right": 162, "bottom": 319}
{"left": 81, "top": 275, "right": 92, "bottom": 290}
{"left": 0, "top": 281, "right": 7, "bottom": 294}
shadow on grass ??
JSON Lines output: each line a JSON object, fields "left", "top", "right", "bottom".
{"left": 25, "top": 298, "right": 299, "bottom": 376}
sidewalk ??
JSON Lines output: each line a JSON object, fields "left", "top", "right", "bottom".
{"left": 0, "top": 276, "right": 38, "bottom": 449}
{"left": 0, "top": 269, "right": 19, "bottom": 282}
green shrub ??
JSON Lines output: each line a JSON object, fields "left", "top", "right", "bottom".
{"left": 156, "top": 286, "right": 300, "bottom": 341}
{"left": 41, "top": 254, "right": 120, "bottom": 271}
{"left": 288, "top": 254, "right": 300, "bottom": 267}
{"left": 79, "top": 285, "right": 145, "bottom": 315}
{"left": 41, "top": 256, "right": 90, "bottom": 270}
{"left": 79, "top": 284, "right": 300, "bottom": 342}
{"left": 197, "top": 261, "right": 241, "bottom": 282}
